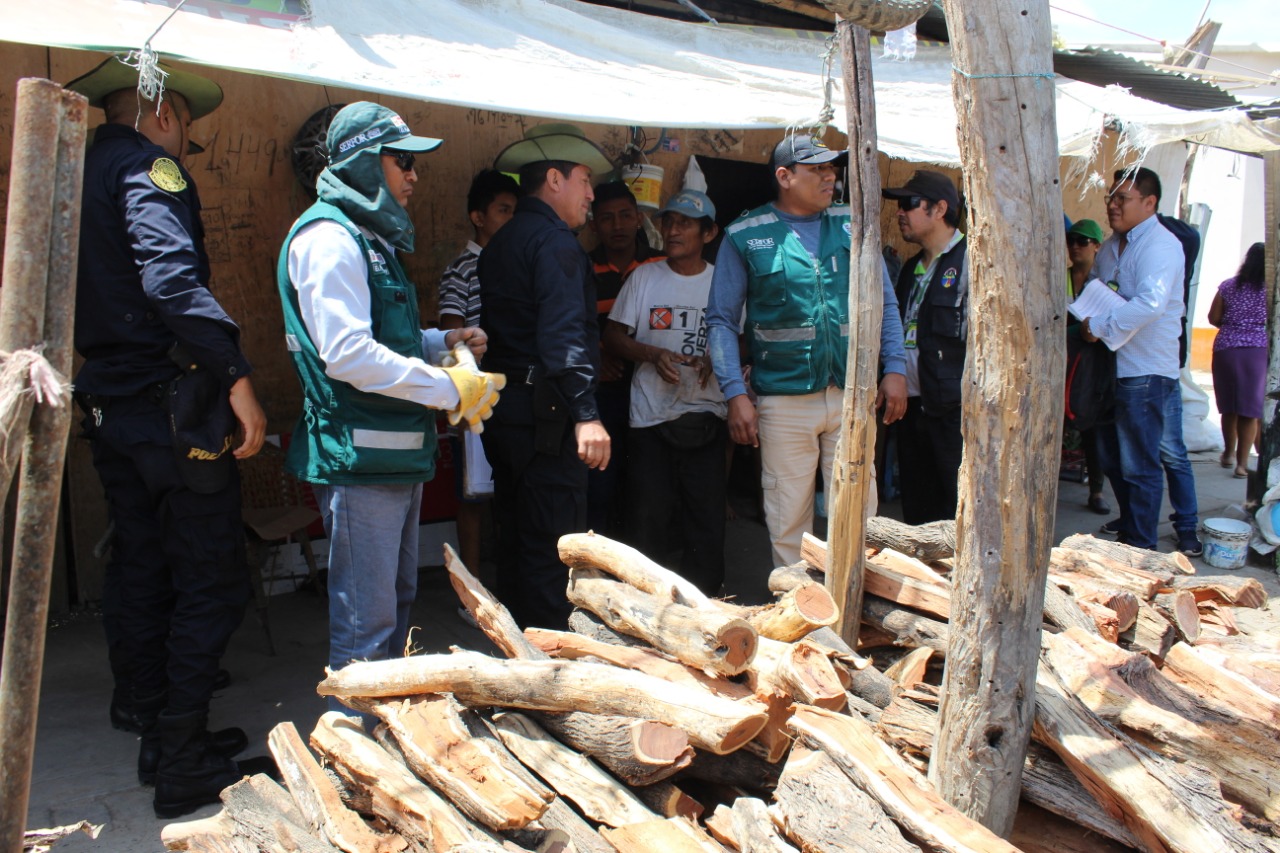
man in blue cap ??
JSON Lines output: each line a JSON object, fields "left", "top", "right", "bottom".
{"left": 276, "top": 102, "right": 500, "bottom": 718}
{"left": 67, "top": 54, "right": 269, "bottom": 818}
{"left": 605, "top": 189, "right": 727, "bottom": 593}
{"left": 706, "top": 134, "right": 907, "bottom": 568}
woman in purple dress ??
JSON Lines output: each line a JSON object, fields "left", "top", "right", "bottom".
{"left": 1209, "top": 242, "right": 1267, "bottom": 478}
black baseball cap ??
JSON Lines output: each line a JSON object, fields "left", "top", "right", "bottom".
{"left": 882, "top": 170, "right": 960, "bottom": 209}
{"left": 771, "top": 134, "right": 847, "bottom": 169}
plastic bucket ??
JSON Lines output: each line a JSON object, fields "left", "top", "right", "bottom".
{"left": 1200, "top": 517, "right": 1251, "bottom": 569}
{"left": 619, "top": 164, "right": 664, "bottom": 211}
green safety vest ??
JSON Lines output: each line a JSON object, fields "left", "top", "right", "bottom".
{"left": 725, "top": 204, "right": 851, "bottom": 396}
{"left": 276, "top": 202, "right": 437, "bottom": 485}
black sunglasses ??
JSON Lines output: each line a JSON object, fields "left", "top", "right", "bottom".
{"left": 386, "top": 151, "right": 416, "bottom": 172}
{"left": 1067, "top": 234, "right": 1099, "bottom": 247}
{"left": 897, "top": 195, "right": 926, "bottom": 212}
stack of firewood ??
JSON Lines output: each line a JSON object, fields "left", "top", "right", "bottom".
{"left": 160, "top": 525, "right": 1280, "bottom": 853}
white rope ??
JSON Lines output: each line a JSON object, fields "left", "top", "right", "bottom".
{"left": 119, "top": 0, "right": 191, "bottom": 116}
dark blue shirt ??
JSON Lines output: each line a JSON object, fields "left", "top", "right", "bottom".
{"left": 75, "top": 123, "right": 250, "bottom": 396}
{"left": 479, "top": 195, "right": 599, "bottom": 423}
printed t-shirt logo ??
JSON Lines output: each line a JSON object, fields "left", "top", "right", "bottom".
{"left": 649, "top": 307, "right": 673, "bottom": 330}
{"left": 148, "top": 158, "right": 187, "bottom": 192}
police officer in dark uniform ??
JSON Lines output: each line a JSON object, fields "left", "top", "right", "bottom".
{"left": 67, "top": 55, "right": 270, "bottom": 819}
{"left": 479, "top": 124, "right": 613, "bottom": 629}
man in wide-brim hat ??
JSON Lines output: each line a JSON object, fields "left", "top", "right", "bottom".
{"left": 478, "top": 123, "right": 614, "bottom": 629}
{"left": 66, "top": 53, "right": 271, "bottom": 819}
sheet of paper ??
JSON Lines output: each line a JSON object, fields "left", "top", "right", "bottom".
{"left": 1068, "top": 279, "right": 1135, "bottom": 350}
{"left": 462, "top": 428, "right": 493, "bottom": 499}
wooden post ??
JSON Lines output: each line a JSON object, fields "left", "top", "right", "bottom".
{"left": 0, "top": 78, "right": 86, "bottom": 853}
{"left": 1248, "top": 149, "right": 1279, "bottom": 507}
{"left": 827, "top": 16, "right": 882, "bottom": 649}
{"left": 928, "top": 0, "right": 1066, "bottom": 836}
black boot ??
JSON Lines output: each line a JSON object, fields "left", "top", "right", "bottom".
{"left": 139, "top": 724, "right": 250, "bottom": 786}
{"left": 152, "top": 710, "right": 248, "bottom": 819}
{"left": 111, "top": 670, "right": 230, "bottom": 732}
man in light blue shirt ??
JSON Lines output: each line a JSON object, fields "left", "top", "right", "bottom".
{"left": 1082, "top": 167, "right": 1199, "bottom": 554}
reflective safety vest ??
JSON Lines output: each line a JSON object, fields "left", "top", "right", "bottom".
{"left": 276, "top": 202, "right": 437, "bottom": 484}
{"left": 725, "top": 204, "right": 851, "bottom": 396}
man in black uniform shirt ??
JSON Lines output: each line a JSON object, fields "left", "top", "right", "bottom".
{"left": 479, "top": 124, "right": 614, "bottom": 628}
{"left": 67, "top": 56, "right": 269, "bottom": 818}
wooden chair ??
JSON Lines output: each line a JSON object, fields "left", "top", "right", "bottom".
{"left": 238, "top": 442, "right": 322, "bottom": 655}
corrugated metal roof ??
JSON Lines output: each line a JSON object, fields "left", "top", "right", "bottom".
{"left": 1053, "top": 48, "right": 1240, "bottom": 111}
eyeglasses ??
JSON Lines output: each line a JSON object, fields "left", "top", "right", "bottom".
{"left": 897, "top": 196, "right": 926, "bottom": 212}
{"left": 386, "top": 151, "right": 416, "bottom": 172}
{"left": 1108, "top": 192, "right": 1143, "bottom": 206}
{"left": 1067, "top": 235, "right": 1099, "bottom": 247}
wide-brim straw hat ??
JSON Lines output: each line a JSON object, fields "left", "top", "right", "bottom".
{"left": 494, "top": 123, "right": 613, "bottom": 176}
{"left": 66, "top": 55, "right": 224, "bottom": 121}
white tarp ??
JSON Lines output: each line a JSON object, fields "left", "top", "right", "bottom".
{"left": 3, "top": 0, "right": 1278, "bottom": 165}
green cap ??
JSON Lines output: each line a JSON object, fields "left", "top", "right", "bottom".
{"left": 1068, "top": 218, "right": 1105, "bottom": 243}
{"left": 327, "top": 102, "right": 442, "bottom": 165}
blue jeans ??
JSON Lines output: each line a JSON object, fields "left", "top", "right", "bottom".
{"left": 1160, "top": 380, "right": 1199, "bottom": 537}
{"left": 313, "top": 482, "right": 422, "bottom": 714}
{"left": 1096, "top": 375, "right": 1173, "bottom": 549}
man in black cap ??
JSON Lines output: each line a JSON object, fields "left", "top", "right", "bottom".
{"left": 479, "top": 124, "right": 614, "bottom": 628}
{"left": 706, "top": 133, "right": 907, "bottom": 568}
{"left": 881, "top": 170, "right": 969, "bottom": 524}
{"left": 66, "top": 54, "right": 269, "bottom": 817}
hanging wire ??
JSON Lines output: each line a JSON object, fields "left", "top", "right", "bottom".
{"left": 119, "top": 0, "right": 191, "bottom": 114}
{"left": 786, "top": 28, "right": 841, "bottom": 145}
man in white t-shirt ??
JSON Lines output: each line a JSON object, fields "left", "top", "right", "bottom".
{"left": 604, "top": 189, "right": 727, "bottom": 594}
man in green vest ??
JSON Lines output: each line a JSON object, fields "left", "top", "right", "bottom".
{"left": 276, "top": 102, "right": 502, "bottom": 718}
{"left": 706, "top": 134, "right": 907, "bottom": 568}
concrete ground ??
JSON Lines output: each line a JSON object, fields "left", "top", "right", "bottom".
{"left": 22, "top": 376, "right": 1280, "bottom": 852}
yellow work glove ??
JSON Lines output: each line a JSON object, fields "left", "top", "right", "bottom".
{"left": 440, "top": 343, "right": 506, "bottom": 433}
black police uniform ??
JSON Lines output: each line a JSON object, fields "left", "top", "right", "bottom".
{"left": 76, "top": 123, "right": 252, "bottom": 716}
{"left": 478, "top": 195, "right": 598, "bottom": 629}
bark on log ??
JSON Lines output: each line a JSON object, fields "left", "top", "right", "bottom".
{"left": 678, "top": 748, "right": 784, "bottom": 791}
{"left": 317, "top": 652, "right": 769, "bottom": 755}
{"left": 864, "top": 517, "right": 957, "bottom": 562}
{"left": 861, "top": 596, "right": 949, "bottom": 652}
{"left": 490, "top": 712, "right": 657, "bottom": 828}
{"left": 444, "top": 542, "right": 543, "bottom": 660}
{"left": 1043, "top": 580, "right": 1102, "bottom": 636}
{"left": 729, "top": 797, "right": 800, "bottom": 853}
{"left": 1076, "top": 599, "right": 1121, "bottom": 642}
{"left": 340, "top": 694, "right": 552, "bottom": 830}
{"left": 309, "top": 712, "right": 485, "bottom": 852}
{"left": 1034, "top": 659, "right": 1276, "bottom": 853}
{"left": 215, "top": 776, "right": 340, "bottom": 853}
{"left": 789, "top": 706, "right": 1022, "bottom": 852}
{"left": 559, "top": 532, "right": 708, "bottom": 607}
{"left": 1077, "top": 589, "right": 1140, "bottom": 632}
{"left": 1044, "top": 628, "right": 1280, "bottom": 820}
{"left": 1170, "top": 574, "right": 1267, "bottom": 608}
{"left": 566, "top": 570, "right": 757, "bottom": 677}
{"left": 533, "top": 710, "right": 693, "bottom": 787}
{"left": 1051, "top": 548, "right": 1169, "bottom": 599}
{"left": 567, "top": 609, "right": 654, "bottom": 651}
{"left": 1119, "top": 605, "right": 1177, "bottom": 662}
{"left": 267, "top": 721, "right": 406, "bottom": 853}
{"left": 631, "top": 780, "right": 704, "bottom": 821}
{"left": 600, "top": 818, "right": 728, "bottom": 852}
{"left": 742, "top": 582, "right": 839, "bottom": 642}
{"left": 767, "top": 564, "right": 826, "bottom": 595}
{"left": 749, "top": 637, "right": 846, "bottom": 710}
{"left": 1152, "top": 591, "right": 1201, "bottom": 644}
{"left": 844, "top": 661, "right": 895, "bottom": 709}
{"left": 1059, "top": 533, "right": 1195, "bottom": 576}
{"left": 773, "top": 745, "right": 920, "bottom": 853}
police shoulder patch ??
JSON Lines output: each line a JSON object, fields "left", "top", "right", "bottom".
{"left": 148, "top": 158, "right": 187, "bottom": 193}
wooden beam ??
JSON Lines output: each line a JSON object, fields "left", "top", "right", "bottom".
{"left": 930, "top": 0, "right": 1066, "bottom": 835}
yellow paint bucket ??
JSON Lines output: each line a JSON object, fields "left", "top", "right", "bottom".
{"left": 620, "top": 164, "right": 664, "bottom": 211}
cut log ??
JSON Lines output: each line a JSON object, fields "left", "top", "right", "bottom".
{"left": 788, "top": 705, "right": 1021, "bottom": 853}
{"left": 864, "top": 518, "right": 957, "bottom": 562}
{"left": 800, "top": 532, "right": 830, "bottom": 572}
{"left": 566, "top": 570, "right": 757, "bottom": 676}
{"left": 309, "top": 712, "right": 485, "bottom": 852}
{"left": 773, "top": 745, "right": 920, "bottom": 853}
{"left": 863, "top": 566, "right": 950, "bottom": 619}
{"left": 508, "top": 797, "right": 613, "bottom": 853}
{"left": 1059, "top": 533, "right": 1195, "bottom": 576}
{"left": 704, "top": 805, "right": 740, "bottom": 850}
{"left": 844, "top": 660, "right": 895, "bottom": 710}
{"left": 729, "top": 797, "right": 799, "bottom": 853}
{"left": 1152, "top": 591, "right": 1201, "bottom": 644}
{"left": 1051, "top": 548, "right": 1170, "bottom": 598}
{"left": 1043, "top": 580, "right": 1102, "bottom": 636}
{"left": 318, "top": 651, "right": 768, "bottom": 755}
{"left": 1190, "top": 643, "right": 1280, "bottom": 698}
{"left": 215, "top": 775, "right": 341, "bottom": 853}
{"left": 490, "top": 712, "right": 656, "bottom": 828}
{"left": 1034, "top": 658, "right": 1275, "bottom": 853}
{"left": 600, "top": 817, "right": 728, "bottom": 852}
{"left": 1075, "top": 598, "right": 1120, "bottom": 642}
{"left": 1170, "top": 574, "right": 1267, "bottom": 608}
{"left": 749, "top": 637, "right": 846, "bottom": 710}
{"left": 1119, "top": 604, "right": 1177, "bottom": 662}
{"left": 1196, "top": 600, "right": 1240, "bottom": 637}
{"left": 161, "top": 813, "right": 246, "bottom": 853}
{"left": 767, "top": 563, "right": 825, "bottom": 595}
{"left": 340, "top": 694, "right": 551, "bottom": 830}
{"left": 861, "top": 596, "right": 949, "bottom": 653}
{"left": 867, "top": 548, "right": 951, "bottom": 585}
{"left": 883, "top": 647, "right": 932, "bottom": 687}
{"left": 1077, "top": 589, "right": 1140, "bottom": 632}
{"left": 266, "top": 721, "right": 406, "bottom": 853}
{"left": 1160, "top": 642, "right": 1280, "bottom": 729}
{"left": 631, "top": 780, "right": 704, "bottom": 821}
{"left": 559, "top": 532, "right": 709, "bottom": 607}
{"left": 532, "top": 710, "right": 693, "bottom": 787}
{"left": 444, "top": 542, "right": 544, "bottom": 660}
{"left": 741, "top": 581, "right": 839, "bottom": 642}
